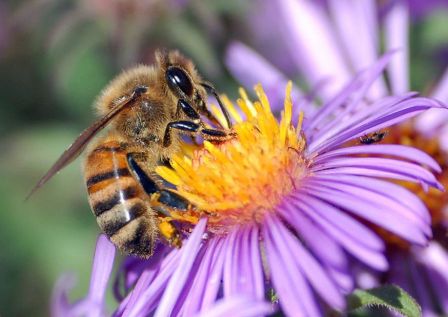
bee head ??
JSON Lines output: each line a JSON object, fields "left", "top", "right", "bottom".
{"left": 156, "top": 49, "right": 207, "bottom": 108}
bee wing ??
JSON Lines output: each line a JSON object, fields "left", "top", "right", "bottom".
{"left": 26, "top": 86, "right": 147, "bottom": 200}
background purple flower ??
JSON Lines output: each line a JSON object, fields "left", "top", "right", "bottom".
{"left": 226, "top": 0, "right": 448, "bottom": 107}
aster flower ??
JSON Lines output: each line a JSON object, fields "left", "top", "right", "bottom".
{"left": 53, "top": 53, "right": 446, "bottom": 316}
{"left": 226, "top": 1, "right": 448, "bottom": 315}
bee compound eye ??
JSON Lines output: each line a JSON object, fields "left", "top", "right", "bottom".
{"left": 166, "top": 67, "right": 193, "bottom": 97}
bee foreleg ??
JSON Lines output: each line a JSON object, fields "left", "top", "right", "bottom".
{"left": 177, "top": 99, "right": 200, "bottom": 120}
{"left": 163, "top": 121, "right": 200, "bottom": 147}
{"left": 200, "top": 82, "right": 233, "bottom": 129}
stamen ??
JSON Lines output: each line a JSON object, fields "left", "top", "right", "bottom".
{"left": 156, "top": 82, "right": 309, "bottom": 234}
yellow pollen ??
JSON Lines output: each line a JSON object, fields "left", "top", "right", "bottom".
{"left": 156, "top": 82, "right": 309, "bottom": 233}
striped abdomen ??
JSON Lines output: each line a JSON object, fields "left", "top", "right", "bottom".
{"left": 84, "top": 140, "right": 158, "bottom": 258}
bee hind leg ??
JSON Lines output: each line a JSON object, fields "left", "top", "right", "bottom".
{"left": 154, "top": 190, "right": 192, "bottom": 249}
{"left": 127, "top": 153, "right": 191, "bottom": 248}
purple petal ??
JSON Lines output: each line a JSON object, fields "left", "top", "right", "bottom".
{"left": 181, "top": 237, "right": 224, "bottom": 316}
{"left": 305, "top": 177, "right": 431, "bottom": 234}
{"left": 417, "top": 242, "right": 448, "bottom": 312}
{"left": 285, "top": 197, "right": 388, "bottom": 270}
{"left": 270, "top": 214, "right": 345, "bottom": 309}
{"left": 287, "top": 193, "right": 383, "bottom": 251}
{"left": 308, "top": 92, "right": 417, "bottom": 147}
{"left": 309, "top": 97, "right": 445, "bottom": 154}
{"left": 248, "top": 226, "right": 265, "bottom": 301}
{"left": 263, "top": 216, "right": 321, "bottom": 316}
{"left": 52, "top": 235, "right": 116, "bottom": 317}
{"left": 170, "top": 246, "right": 208, "bottom": 316}
{"left": 279, "top": 198, "right": 348, "bottom": 270}
{"left": 416, "top": 66, "right": 448, "bottom": 135}
{"left": 289, "top": 190, "right": 384, "bottom": 251}
{"left": 424, "top": 266, "right": 448, "bottom": 314}
{"left": 384, "top": 0, "right": 410, "bottom": 94}
{"left": 51, "top": 274, "right": 79, "bottom": 317}
{"left": 326, "top": 265, "right": 354, "bottom": 292}
{"left": 300, "top": 183, "right": 429, "bottom": 245}
{"left": 114, "top": 245, "right": 168, "bottom": 301}
{"left": 86, "top": 235, "right": 116, "bottom": 317}
{"left": 327, "top": 0, "right": 386, "bottom": 98}
{"left": 305, "top": 53, "right": 395, "bottom": 135}
{"left": 316, "top": 166, "right": 436, "bottom": 187}
{"left": 89, "top": 235, "right": 116, "bottom": 297}
{"left": 225, "top": 42, "right": 303, "bottom": 112}
{"left": 314, "top": 144, "right": 441, "bottom": 172}
{"left": 154, "top": 218, "right": 208, "bottom": 317}
{"left": 311, "top": 157, "right": 442, "bottom": 191}
{"left": 409, "top": 258, "right": 436, "bottom": 316}
{"left": 275, "top": 0, "right": 351, "bottom": 100}
{"left": 304, "top": 52, "right": 393, "bottom": 138}
{"left": 223, "top": 226, "right": 265, "bottom": 300}
{"left": 223, "top": 227, "right": 239, "bottom": 298}
{"left": 121, "top": 249, "right": 181, "bottom": 317}
{"left": 198, "top": 238, "right": 226, "bottom": 311}
{"left": 311, "top": 93, "right": 440, "bottom": 146}
{"left": 194, "top": 296, "right": 273, "bottom": 317}
{"left": 309, "top": 174, "right": 430, "bottom": 224}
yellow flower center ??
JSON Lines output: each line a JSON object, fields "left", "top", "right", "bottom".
{"left": 156, "top": 83, "right": 308, "bottom": 234}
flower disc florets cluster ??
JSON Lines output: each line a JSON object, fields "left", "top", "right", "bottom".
{"left": 386, "top": 122, "right": 448, "bottom": 226}
{"left": 157, "top": 83, "right": 307, "bottom": 234}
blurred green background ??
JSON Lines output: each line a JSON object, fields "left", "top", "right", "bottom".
{"left": 0, "top": 1, "right": 247, "bottom": 315}
{"left": 0, "top": 1, "right": 447, "bottom": 316}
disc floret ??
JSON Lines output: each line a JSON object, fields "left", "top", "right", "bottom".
{"left": 157, "top": 83, "right": 308, "bottom": 234}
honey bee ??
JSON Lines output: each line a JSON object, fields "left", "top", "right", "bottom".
{"left": 359, "top": 131, "right": 387, "bottom": 145}
{"left": 28, "top": 50, "right": 233, "bottom": 258}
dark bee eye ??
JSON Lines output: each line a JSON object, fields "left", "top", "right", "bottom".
{"left": 166, "top": 67, "right": 193, "bottom": 97}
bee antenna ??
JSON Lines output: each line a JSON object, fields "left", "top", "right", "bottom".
{"left": 200, "top": 82, "right": 233, "bottom": 129}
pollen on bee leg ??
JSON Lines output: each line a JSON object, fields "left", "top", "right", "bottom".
{"left": 158, "top": 219, "right": 182, "bottom": 248}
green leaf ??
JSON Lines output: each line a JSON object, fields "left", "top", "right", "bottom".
{"left": 347, "top": 285, "right": 422, "bottom": 317}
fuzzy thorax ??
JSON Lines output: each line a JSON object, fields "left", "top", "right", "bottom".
{"left": 156, "top": 83, "right": 309, "bottom": 234}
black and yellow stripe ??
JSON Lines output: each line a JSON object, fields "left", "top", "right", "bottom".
{"left": 84, "top": 139, "right": 158, "bottom": 258}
